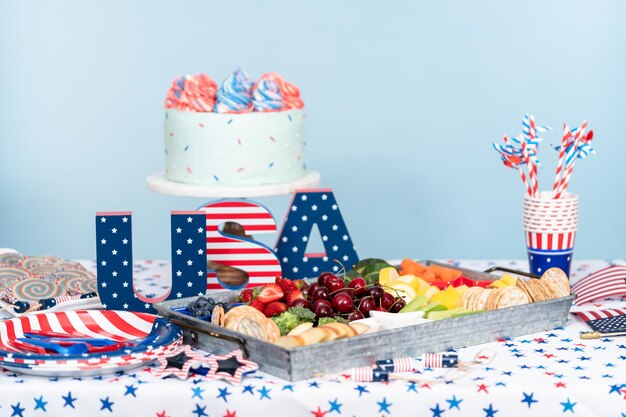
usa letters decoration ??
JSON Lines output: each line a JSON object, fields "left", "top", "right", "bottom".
{"left": 95, "top": 189, "right": 359, "bottom": 311}
{"left": 275, "top": 189, "right": 359, "bottom": 279}
{"left": 198, "top": 200, "right": 282, "bottom": 292}
{"left": 95, "top": 211, "right": 207, "bottom": 312}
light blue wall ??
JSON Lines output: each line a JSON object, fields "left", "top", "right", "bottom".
{"left": 1, "top": 1, "right": 625, "bottom": 261}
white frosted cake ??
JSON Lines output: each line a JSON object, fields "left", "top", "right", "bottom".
{"left": 163, "top": 70, "right": 306, "bottom": 186}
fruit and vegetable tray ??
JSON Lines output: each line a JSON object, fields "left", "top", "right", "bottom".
{"left": 154, "top": 259, "right": 574, "bottom": 381}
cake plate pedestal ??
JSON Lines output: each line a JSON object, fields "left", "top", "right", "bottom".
{"left": 146, "top": 170, "right": 321, "bottom": 198}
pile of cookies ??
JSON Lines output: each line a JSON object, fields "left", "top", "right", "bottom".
{"left": 274, "top": 321, "right": 369, "bottom": 349}
{"left": 211, "top": 305, "right": 281, "bottom": 343}
{"left": 462, "top": 267, "right": 571, "bottom": 312}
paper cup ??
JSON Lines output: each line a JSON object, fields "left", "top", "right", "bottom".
{"left": 523, "top": 211, "right": 579, "bottom": 220}
{"left": 523, "top": 224, "right": 578, "bottom": 233}
{"left": 523, "top": 207, "right": 579, "bottom": 216}
{"left": 523, "top": 192, "right": 579, "bottom": 277}
{"left": 524, "top": 191, "right": 578, "bottom": 207}
{"left": 523, "top": 217, "right": 578, "bottom": 228}
{"left": 523, "top": 220, "right": 578, "bottom": 229}
{"left": 523, "top": 204, "right": 578, "bottom": 214}
{"left": 523, "top": 216, "right": 578, "bottom": 230}
{"left": 523, "top": 225, "right": 578, "bottom": 233}
{"left": 524, "top": 231, "right": 576, "bottom": 277}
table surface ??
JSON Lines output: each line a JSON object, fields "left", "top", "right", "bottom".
{"left": 1, "top": 259, "right": 625, "bottom": 417}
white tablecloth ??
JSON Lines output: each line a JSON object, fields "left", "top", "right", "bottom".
{"left": 0, "top": 259, "right": 625, "bottom": 417}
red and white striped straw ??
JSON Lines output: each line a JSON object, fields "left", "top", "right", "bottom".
{"left": 555, "top": 121, "right": 587, "bottom": 199}
{"left": 529, "top": 115, "right": 537, "bottom": 140}
{"left": 528, "top": 116, "right": 539, "bottom": 197}
{"left": 531, "top": 155, "right": 538, "bottom": 197}
{"left": 555, "top": 157, "right": 576, "bottom": 199}
{"left": 552, "top": 124, "right": 571, "bottom": 198}
{"left": 522, "top": 141, "right": 537, "bottom": 197}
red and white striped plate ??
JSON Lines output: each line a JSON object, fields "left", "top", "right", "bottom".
{"left": 0, "top": 310, "right": 182, "bottom": 376}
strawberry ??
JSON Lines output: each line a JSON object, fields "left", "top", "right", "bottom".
{"left": 263, "top": 301, "right": 288, "bottom": 318}
{"left": 257, "top": 283, "right": 284, "bottom": 303}
{"left": 275, "top": 277, "right": 297, "bottom": 295}
{"left": 286, "top": 289, "right": 305, "bottom": 306}
{"left": 293, "top": 279, "right": 307, "bottom": 289}
{"left": 250, "top": 299, "right": 266, "bottom": 312}
{"left": 239, "top": 288, "right": 254, "bottom": 303}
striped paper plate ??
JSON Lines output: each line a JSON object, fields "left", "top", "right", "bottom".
{"left": 0, "top": 310, "right": 182, "bottom": 376}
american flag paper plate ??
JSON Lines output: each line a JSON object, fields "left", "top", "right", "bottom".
{"left": 0, "top": 310, "right": 182, "bottom": 376}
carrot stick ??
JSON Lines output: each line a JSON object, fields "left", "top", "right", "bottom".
{"left": 426, "top": 265, "right": 462, "bottom": 282}
{"left": 400, "top": 259, "right": 427, "bottom": 276}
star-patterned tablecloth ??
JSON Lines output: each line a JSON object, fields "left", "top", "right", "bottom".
{"left": 0, "top": 259, "right": 625, "bottom": 417}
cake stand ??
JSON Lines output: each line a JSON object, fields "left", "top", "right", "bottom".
{"left": 146, "top": 170, "right": 321, "bottom": 198}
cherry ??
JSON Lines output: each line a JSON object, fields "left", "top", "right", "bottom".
{"left": 373, "top": 307, "right": 387, "bottom": 312}
{"left": 291, "top": 298, "right": 311, "bottom": 309}
{"left": 317, "top": 272, "right": 335, "bottom": 286}
{"left": 312, "top": 299, "right": 334, "bottom": 317}
{"left": 347, "top": 310, "right": 364, "bottom": 321}
{"left": 331, "top": 292, "right": 353, "bottom": 314}
{"left": 306, "top": 283, "right": 320, "bottom": 298}
{"left": 367, "top": 286, "right": 385, "bottom": 300}
{"left": 301, "top": 284, "right": 311, "bottom": 297}
{"left": 334, "top": 288, "right": 354, "bottom": 299}
{"left": 311, "top": 286, "right": 330, "bottom": 302}
{"left": 358, "top": 297, "right": 376, "bottom": 317}
{"left": 348, "top": 277, "right": 367, "bottom": 296}
{"left": 380, "top": 292, "right": 395, "bottom": 310}
{"left": 325, "top": 277, "right": 345, "bottom": 293}
{"left": 389, "top": 298, "right": 406, "bottom": 313}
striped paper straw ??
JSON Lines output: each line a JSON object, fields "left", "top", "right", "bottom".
{"left": 522, "top": 141, "right": 537, "bottom": 197}
{"left": 555, "top": 121, "right": 588, "bottom": 198}
{"left": 529, "top": 115, "right": 537, "bottom": 141}
{"left": 552, "top": 124, "right": 571, "bottom": 198}
{"left": 527, "top": 116, "right": 540, "bottom": 197}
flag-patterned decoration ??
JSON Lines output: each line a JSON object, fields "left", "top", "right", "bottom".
{"left": 202, "top": 349, "right": 259, "bottom": 384}
{"left": 198, "top": 200, "right": 282, "bottom": 292}
{"left": 0, "top": 310, "right": 182, "bottom": 375}
{"left": 525, "top": 231, "right": 576, "bottom": 251}
{"left": 154, "top": 345, "right": 211, "bottom": 379}
{"left": 573, "top": 309, "right": 626, "bottom": 333}
{"left": 422, "top": 352, "right": 459, "bottom": 368}
{"left": 95, "top": 211, "right": 207, "bottom": 312}
{"left": 526, "top": 232, "right": 575, "bottom": 276}
{"left": 584, "top": 314, "right": 626, "bottom": 334}
{"left": 572, "top": 265, "right": 626, "bottom": 305}
{"left": 574, "top": 308, "right": 626, "bottom": 322}
{"left": 275, "top": 189, "right": 359, "bottom": 279}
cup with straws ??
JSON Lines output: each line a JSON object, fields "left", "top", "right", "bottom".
{"left": 493, "top": 115, "right": 595, "bottom": 277}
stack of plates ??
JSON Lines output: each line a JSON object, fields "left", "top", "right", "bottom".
{"left": 0, "top": 310, "right": 182, "bottom": 376}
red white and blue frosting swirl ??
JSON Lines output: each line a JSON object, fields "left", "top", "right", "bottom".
{"left": 165, "top": 70, "right": 303, "bottom": 113}
{"left": 252, "top": 77, "right": 284, "bottom": 112}
{"left": 214, "top": 69, "right": 255, "bottom": 113}
{"left": 253, "top": 72, "right": 304, "bottom": 112}
{"left": 165, "top": 74, "right": 217, "bottom": 112}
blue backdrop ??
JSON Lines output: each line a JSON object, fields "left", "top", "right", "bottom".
{"left": 1, "top": 0, "right": 625, "bottom": 261}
